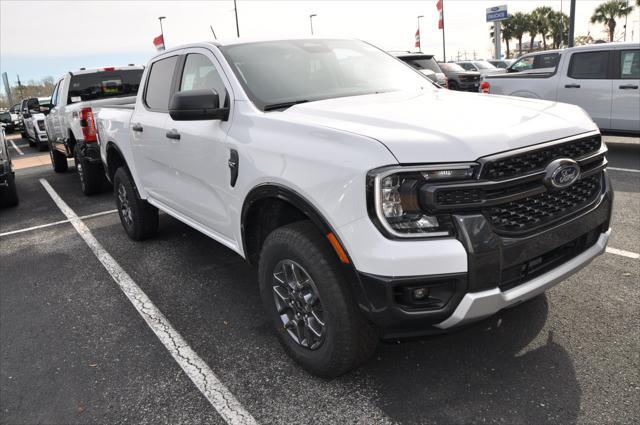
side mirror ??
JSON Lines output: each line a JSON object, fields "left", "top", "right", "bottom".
{"left": 22, "top": 112, "right": 31, "bottom": 119}
{"left": 169, "top": 89, "right": 229, "bottom": 121}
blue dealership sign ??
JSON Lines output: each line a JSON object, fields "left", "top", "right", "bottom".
{"left": 486, "top": 5, "right": 508, "bottom": 22}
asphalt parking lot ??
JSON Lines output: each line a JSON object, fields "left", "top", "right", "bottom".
{"left": 1, "top": 133, "right": 638, "bottom": 424}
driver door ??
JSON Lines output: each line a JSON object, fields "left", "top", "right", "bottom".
{"left": 163, "top": 48, "right": 235, "bottom": 241}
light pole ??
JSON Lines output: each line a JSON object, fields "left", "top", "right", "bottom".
{"left": 158, "top": 16, "right": 166, "bottom": 44}
{"left": 234, "top": 0, "right": 240, "bottom": 37}
{"left": 417, "top": 15, "right": 424, "bottom": 52}
{"left": 310, "top": 14, "right": 317, "bottom": 35}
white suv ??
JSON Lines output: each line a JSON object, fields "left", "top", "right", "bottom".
{"left": 97, "top": 38, "right": 612, "bottom": 377}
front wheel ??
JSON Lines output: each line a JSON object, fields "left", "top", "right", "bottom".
{"left": 113, "top": 167, "right": 158, "bottom": 241}
{"left": 258, "top": 221, "right": 378, "bottom": 378}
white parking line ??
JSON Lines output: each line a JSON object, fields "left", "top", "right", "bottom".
{"left": 9, "top": 138, "right": 24, "bottom": 155}
{"left": 0, "top": 210, "right": 117, "bottom": 237}
{"left": 608, "top": 167, "right": 640, "bottom": 174}
{"left": 606, "top": 247, "right": 640, "bottom": 259}
{"left": 39, "top": 179, "right": 257, "bottom": 425}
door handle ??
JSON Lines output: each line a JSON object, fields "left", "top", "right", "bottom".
{"left": 564, "top": 84, "right": 581, "bottom": 88}
{"left": 619, "top": 84, "right": 639, "bottom": 89}
{"left": 166, "top": 129, "right": 181, "bottom": 140}
{"left": 132, "top": 123, "right": 143, "bottom": 132}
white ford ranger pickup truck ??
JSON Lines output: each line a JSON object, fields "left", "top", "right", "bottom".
{"left": 96, "top": 39, "right": 612, "bottom": 377}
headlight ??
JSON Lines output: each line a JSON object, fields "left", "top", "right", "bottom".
{"left": 368, "top": 164, "right": 478, "bottom": 238}
{"left": 37, "top": 120, "right": 46, "bottom": 131}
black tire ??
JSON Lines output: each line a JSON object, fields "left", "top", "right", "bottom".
{"left": 49, "top": 144, "right": 68, "bottom": 172}
{"left": 75, "top": 149, "right": 107, "bottom": 196}
{"left": 0, "top": 172, "right": 19, "bottom": 207}
{"left": 258, "top": 221, "right": 378, "bottom": 378}
{"left": 27, "top": 133, "right": 35, "bottom": 148}
{"left": 113, "top": 167, "right": 158, "bottom": 241}
{"left": 448, "top": 81, "right": 459, "bottom": 91}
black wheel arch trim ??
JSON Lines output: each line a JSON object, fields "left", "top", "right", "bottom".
{"left": 104, "top": 141, "right": 128, "bottom": 183}
{"left": 241, "top": 183, "right": 378, "bottom": 320}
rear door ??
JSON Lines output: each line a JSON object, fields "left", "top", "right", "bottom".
{"left": 163, "top": 48, "right": 235, "bottom": 240}
{"left": 130, "top": 53, "right": 180, "bottom": 206}
{"left": 611, "top": 48, "right": 640, "bottom": 132}
{"left": 557, "top": 49, "right": 612, "bottom": 129}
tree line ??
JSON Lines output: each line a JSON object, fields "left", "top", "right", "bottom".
{"left": 0, "top": 77, "right": 55, "bottom": 109}
{"left": 493, "top": 0, "right": 637, "bottom": 58}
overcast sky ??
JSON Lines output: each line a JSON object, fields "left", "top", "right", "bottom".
{"left": 1, "top": 0, "right": 639, "bottom": 84}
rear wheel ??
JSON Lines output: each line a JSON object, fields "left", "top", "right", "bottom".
{"left": 49, "top": 144, "right": 68, "bottom": 172}
{"left": 75, "top": 148, "right": 107, "bottom": 195}
{"left": 0, "top": 171, "right": 19, "bottom": 207}
{"left": 258, "top": 221, "right": 378, "bottom": 378}
{"left": 113, "top": 167, "right": 158, "bottom": 241}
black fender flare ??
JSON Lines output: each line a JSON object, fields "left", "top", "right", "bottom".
{"left": 240, "top": 183, "right": 377, "bottom": 320}
{"left": 104, "top": 141, "right": 127, "bottom": 182}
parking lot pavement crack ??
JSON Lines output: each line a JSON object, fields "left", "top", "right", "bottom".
{"left": 38, "top": 178, "right": 258, "bottom": 425}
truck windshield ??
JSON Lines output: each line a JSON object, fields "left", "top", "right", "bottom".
{"left": 67, "top": 69, "right": 143, "bottom": 104}
{"left": 221, "top": 39, "right": 431, "bottom": 110}
{"left": 474, "top": 61, "right": 497, "bottom": 70}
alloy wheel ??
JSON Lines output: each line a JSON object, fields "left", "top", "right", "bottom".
{"left": 117, "top": 183, "right": 133, "bottom": 228}
{"left": 272, "top": 259, "right": 326, "bottom": 350}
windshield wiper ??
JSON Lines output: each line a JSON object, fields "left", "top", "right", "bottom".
{"left": 263, "top": 100, "right": 310, "bottom": 111}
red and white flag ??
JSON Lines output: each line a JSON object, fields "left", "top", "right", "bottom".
{"left": 153, "top": 34, "right": 165, "bottom": 51}
{"left": 436, "top": 0, "right": 444, "bottom": 30}
{"left": 415, "top": 28, "right": 421, "bottom": 48}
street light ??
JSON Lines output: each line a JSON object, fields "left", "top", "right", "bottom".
{"left": 310, "top": 14, "right": 317, "bottom": 35}
{"left": 417, "top": 15, "right": 424, "bottom": 52}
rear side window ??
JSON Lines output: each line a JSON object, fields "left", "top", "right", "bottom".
{"left": 536, "top": 53, "right": 559, "bottom": 69}
{"left": 568, "top": 51, "right": 609, "bottom": 79}
{"left": 619, "top": 50, "right": 639, "bottom": 79}
{"left": 68, "top": 69, "right": 143, "bottom": 104}
{"left": 145, "top": 56, "right": 178, "bottom": 110}
{"left": 179, "top": 54, "right": 227, "bottom": 105}
{"left": 401, "top": 57, "right": 441, "bottom": 73}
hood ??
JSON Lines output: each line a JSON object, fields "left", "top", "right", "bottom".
{"left": 283, "top": 89, "right": 597, "bottom": 164}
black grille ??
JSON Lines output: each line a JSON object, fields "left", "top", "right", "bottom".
{"left": 483, "top": 174, "right": 601, "bottom": 233}
{"left": 481, "top": 135, "right": 601, "bottom": 180}
{"left": 436, "top": 188, "right": 484, "bottom": 205}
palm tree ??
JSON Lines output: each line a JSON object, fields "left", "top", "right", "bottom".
{"left": 548, "top": 11, "right": 570, "bottom": 48}
{"left": 525, "top": 12, "right": 540, "bottom": 52}
{"left": 590, "top": 0, "right": 634, "bottom": 42}
{"left": 510, "top": 12, "right": 529, "bottom": 56}
{"left": 501, "top": 17, "right": 515, "bottom": 58}
{"left": 533, "top": 6, "right": 554, "bottom": 50}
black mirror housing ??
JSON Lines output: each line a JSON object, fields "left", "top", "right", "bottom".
{"left": 169, "top": 89, "right": 229, "bottom": 121}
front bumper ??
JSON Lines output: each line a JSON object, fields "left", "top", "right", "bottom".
{"left": 352, "top": 172, "right": 613, "bottom": 339}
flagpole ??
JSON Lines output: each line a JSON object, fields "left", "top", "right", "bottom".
{"left": 441, "top": 1, "right": 446, "bottom": 62}
{"left": 158, "top": 16, "right": 166, "bottom": 48}
{"left": 417, "top": 15, "right": 424, "bottom": 52}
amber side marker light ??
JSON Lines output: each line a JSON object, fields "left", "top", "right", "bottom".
{"left": 327, "top": 232, "right": 350, "bottom": 264}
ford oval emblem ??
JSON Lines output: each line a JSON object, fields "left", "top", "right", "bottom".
{"left": 544, "top": 158, "right": 581, "bottom": 190}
